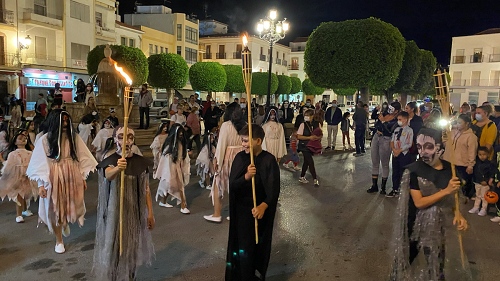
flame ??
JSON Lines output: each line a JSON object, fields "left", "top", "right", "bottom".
{"left": 114, "top": 62, "right": 133, "bottom": 85}
{"left": 242, "top": 35, "right": 248, "bottom": 47}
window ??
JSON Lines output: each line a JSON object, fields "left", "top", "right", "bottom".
{"left": 149, "top": 44, "right": 154, "bottom": 56}
{"left": 129, "top": 39, "right": 135, "bottom": 47}
{"left": 472, "top": 48, "right": 483, "bottom": 63}
{"left": 70, "top": 1, "right": 90, "bottom": 23}
{"left": 185, "top": 26, "right": 198, "bottom": 44}
{"left": 160, "top": 47, "right": 164, "bottom": 53}
{"left": 155, "top": 45, "right": 158, "bottom": 54}
{"left": 468, "top": 92, "right": 479, "bottom": 105}
{"left": 120, "top": 37, "right": 127, "bottom": 46}
{"left": 487, "top": 92, "right": 499, "bottom": 104}
{"left": 260, "top": 47, "right": 263, "bottom": 55}
{"left": 177, "top": 46, "right": 182, "bottom": 55}
{"left": 34, "top": 0, "right": 47, "bottom": 16}
{"left": 452, "top": 71, "right": 462, "bottom": 86}
{"left": 471, "top": 71, "right": 481, "bottom": 86}
{"left": 185, "top": 47, "right": 197, "bottom": 64}
{"left": 165, "top": 47, "right": 168, "bottom": 53}
{"left": 95, "top": 12, "right": 103, "bottom": 27}
{"left": 35, "top": 36, "right": 47, "bottom": 59}
{"left": 177, "top": 24, "right": 182, "bottom": 41}
{"left": 71, "top": 43, "right": 90, "bottom": 60}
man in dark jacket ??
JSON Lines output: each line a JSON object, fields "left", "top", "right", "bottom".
{"left": 279, "top": 100, "right": 294, "bottom": 124}
{"left": 324, "top": 100, "right": 342, "bottom": 150}
{"left": 352, "top": 100, "right": 368, "bottom": 156}
{"left": 203, "top": 100, "right": 221, "bottom": 134}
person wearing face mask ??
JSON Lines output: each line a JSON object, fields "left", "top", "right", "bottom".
{"left": 203, "top": 100, "right": 221, "bottom": 134}
{"left": 262, "top": 108, "right": 287, "bottom": 162}
{"left": 279, "top": 100, "right": 294, "bottom": 124}
{"left": 352, "top": 100, "right": 369, "bottom": 156}
{"left": 297, "top": 109, "right": 320, "bottom": 186}
{"left": 442, "top": 114, "right": 478, "bottom": 199}
{"left": 387, "top": 111, "right": 413, "bottom": 197}
{"left": 137, "top": 84, "right": 153, "bottom": 130}
{"left": 471, "top": 105, "right": 497, "bottom": 160}
{"left": 405, "top": 102, "right": 424, "bottom": 162}
{"left": 92, "top": 118, "right": 115, "bottom": 161}
{"left": 302, "top": 99, "right": 314, "bottom": 111}
{"left": 294, "top": 106, "right": 307, "bottom": 129}
{"left": 324, "top": 100, "right": 343, "bottom": 150}
{"left": 421, "top": 102, "right": 434, "bottom": 121}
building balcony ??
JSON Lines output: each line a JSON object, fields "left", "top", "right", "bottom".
{"left": 0, "top": 52, "right": 22, "bottom": 68}
{"left": 451, "top": 79, "right": 500, "bottom": 87}
{"left": 489, "top": 54, "right": 500, "bottom": 62}
{"left": 24, "top": 53, "right": 64, "bottom": 67}
{"left": 95, "top": 26, "right": 116, "bottom": 41}
{"left": 216, "top": 52, "right": 226, "bottom": 59}
{"left": 203, "top": 53, "right": 212, "bottom": 59}
{"left": 260, "top": 54, "right": 266, "bottom": 61}
{"left": 288, "top": 64, "right": 299, "bottom": 70}
{"left": 276, "top": 58, "right": 282, "bottom": 65}
{"left": 233, "top": 52, "right": 241, "bottom": 59}
{"left": 0, "top": 9, "right": 14, "bottom": 25}
{"left": 23, "top": 8, "right": 63, "bottom": 28}
{"left": 452, "top": 56, "right": 466, "bottom": 64}
{"left": 70, "top": 59, "right": 87, "bottom": 69}
{"left": 470, "top": 54, "right": 484, "bottom": 63}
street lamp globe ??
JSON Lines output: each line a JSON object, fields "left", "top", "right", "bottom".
{"left": 269, "top": 10, "right": 277, "bottom": 20}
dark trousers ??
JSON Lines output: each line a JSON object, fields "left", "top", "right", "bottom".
{"left": 188, "top": 134, "right": 201, "bottom": 152}
{"left": 139, "top": 107, "right": 150, "bottom": 129}
{"left": 391, "top": 152, "right": 413, "bottom": 191}
{"left": 4, "top": 105, "right": 8, "bottom": 115}
{"left": 456, "top": 165, "right": 474, "bottom": 198}
{"left": 354, "top": 125, "right": 366, "bottom": 154}
{"left": 300, "top": 149, "right": 317, "bottom": 179}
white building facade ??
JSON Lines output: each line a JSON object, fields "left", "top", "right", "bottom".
{"left": 449, "top": 29, "right": 500, "bottom": 108}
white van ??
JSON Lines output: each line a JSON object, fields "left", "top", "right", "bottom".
{"left": 150, "top": 99, "right": 169, "bottom": 118}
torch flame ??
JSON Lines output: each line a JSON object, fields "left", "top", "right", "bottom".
{"left": 114, "top": 62, "right": 133, "bottom": 85}
{"left": 242, "top": 35, "right": 248, "bottom": 47}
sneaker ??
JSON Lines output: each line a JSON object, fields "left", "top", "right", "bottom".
{"left": 490, "top": 216, "right": 500, "bottom": 222}
{"left": 478, "top": 209, "right": 487, "bottom": 216}
{"left": 298, "top": 177, "right": 309, "bottom": 183}
{"left": 54, "top": 243, "right": 65, "bottom": 254}
{"left": 62, "top": 225, "right": 70, "bottom": 237}
{"left": 367, "top": 186, "right": 379, "bottom": 193}
{"left": 206, "top": 185, "right": 212, "bottom": 190}
{"left": 15, "top": 216, "right": 24, "bottom": 223}
{"left": 159, "top": 202, "right": 174, "bottom": 208}
{"left": 198, "top": 180, "right": 205, "bottom": 188}
{"left": 180, "top": 208, "right": 190, "bottom": 214}
{"left": 226, "top": 216, "right": 230, "bottom": 221}
{"left": 22, "top": 210, "right": 34, "bottom": 217}
{"left": 203, "top": 215, "right": 222, "bottom": 223}
{"left": 379, "top": 189, "right": 386, "bottom": 195}
{"left": 468, "top": 207, "right": 479, "bottom": 214}
{"left": 283, "top": 162, "right": 291, "bottom": 169}
{"left": 314, "top": 179, "right": 319, "bottom": 187}
{"left": 386, "top": 190, "right": 398, "bottom": 198}
{"left": 332, "top": 146, "right": 335, "bottom": 150}
{"left": 293, "top": 165, "right": 301, "bottom": 171}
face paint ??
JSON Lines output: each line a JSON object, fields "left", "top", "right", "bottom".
{"left": 388, "top": 105, "right": 395, "bottom": 114}
{"left": 416, "top": 134, "right": 442, "bottom": 166}
{"left": 104, "top": 122, "right": 111, "bottom": 129}
{"left": 115, "top": 127, "right": 135, "bottom": 156}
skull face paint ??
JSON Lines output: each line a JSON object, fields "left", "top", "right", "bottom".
{"left": 115, "top": 127, "right": 135, "bottom": 156}
{"left": 416, "top": 134, "right": 443, "bottom": 166}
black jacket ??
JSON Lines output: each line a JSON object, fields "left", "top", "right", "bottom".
{"left": 473, "top": 158, "right": 496, "bottom": 184}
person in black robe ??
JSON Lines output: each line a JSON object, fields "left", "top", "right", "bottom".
{"left": 226, "top": 124, "right": 280, "bottom": 281}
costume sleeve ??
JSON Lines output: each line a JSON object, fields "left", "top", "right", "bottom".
{"left": 278, "top": 123, "right": 287, "bottom": 158}
{"left": 0, "top": 151, "right": 20, "bottom": 177}
{"left": 27, "top": 135, "right": 51, "bottom": 188}
{"left": 214, "top": 122, "right": 229, "bottom": 167}
{"left": 467, "top": 133, "right": 478, "bottom": 169}
{"left": 228, "top": 153, "right": 249, "bottom": 190}
{"left": 264, "top": 156, "right": 281, "bottom": 207}
{"left": 75, "top": 134, "right": 98, "bottom": 179}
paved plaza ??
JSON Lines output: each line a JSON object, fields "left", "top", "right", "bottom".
{"left": 1, "top": 133, "right": 500, "bottom": 281}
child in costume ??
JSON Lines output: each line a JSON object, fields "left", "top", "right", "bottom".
{"left": 92, "top": 118, "right": 115, "bottom": 161}
{"left": 26, "top": 109, "right": 98, "bottom": 254}
{"left": 196, "top": 131, "right": 217, "bottom": 189}
{"left": 20, "top": 120, "right": 36, "bottom": 149}
{"left": 150, "top": 121, "right": 170, "bottom": 171}
{"left": 155, "top": 124, "right": 191, "bottom": 214}
{"left": 340, "top": 112, "right": 354, "bottom": 150}
{"left": 468, "top": 146, "right": 496, "bottom": 216}
{"left": 389, "top": 128, "right": 469, "bottom": 281}
{"left": 283, "top": 128, "right": 301, "bottom": 171}
{"left": 93, "top": 127, "right": 155, "bottom": 281}
{"left": 0, "top": 131, "right": 37, "bottom": 223}
{"left": 226, "top": 124, "right": 280, "bottom": 280}
{"left": 78, "top": 112, "right": 99, "bottom": 151}
{"left": 261, "top": 107, "right": 287, "bottom": 162}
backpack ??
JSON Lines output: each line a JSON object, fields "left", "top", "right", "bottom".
{"left": 471, "top": 120, "right": 494, "bottom": 142}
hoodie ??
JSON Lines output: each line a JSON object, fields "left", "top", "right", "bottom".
{"left": 442, "top": 128, "right": 478, "bottom": 169}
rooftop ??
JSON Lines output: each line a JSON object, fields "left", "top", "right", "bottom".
{"left": 115, "top": 21, "right": 142, "bottom": 32}
{"left": 475, "top": 28, "right": 500, "bottom": 35}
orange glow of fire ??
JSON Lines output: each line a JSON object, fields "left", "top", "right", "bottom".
{"left": 242, "top": 35, "right": 248, "bottom": 47}
{"left": 114, "top": 62, "right": 132, "bottom": 85}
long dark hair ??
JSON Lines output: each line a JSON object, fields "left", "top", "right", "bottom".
{"left": 223, "top": 102, "right": 246, "bottom": 132}
{"left": 263, "top": 107, "right": 279, "bottom": 124}
{"left": 46, "top": 109, "right": 78, "bottom": 161}
{"left": 102, "top": 137, "right": 116, "bottom": 158}
{"left": 6, "top": 130, "right": 32, "bottom": 153}
{"left": 161, "top": 123, "right": 187, "bottom": 163}
{"left": 155, "top": 121, "right": 170, "bottom": 137}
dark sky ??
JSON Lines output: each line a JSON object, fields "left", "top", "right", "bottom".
{"left": 120, "top": 0, "right": 500, "bottom": 65}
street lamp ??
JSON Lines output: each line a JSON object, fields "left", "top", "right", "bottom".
{"left": 19, "top": 35, "right": 32, "bottom": 50}
{"left": 257, "top": 9, "right": 289, "bottom": 108}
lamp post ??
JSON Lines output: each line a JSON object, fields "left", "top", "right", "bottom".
{"left": 257, "top": 9, "right": 289, "bottom": 108}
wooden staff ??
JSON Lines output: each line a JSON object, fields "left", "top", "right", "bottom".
{"left": 242, "top": 35, "right": 259, "bottom": 244}
{"left": 433, "top": 66, "right": 466, "bottom": 268}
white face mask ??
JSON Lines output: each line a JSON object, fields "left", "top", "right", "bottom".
{"left": 240, "top": 103, "right": 246, "bottom": 108}
{"left": 397, "top": 121, "right": 403, "bottom": 126}
{"left": 304, "top": 116, "right": 311, "bottom": 122}
{"left": 475, "top": 114, "right": 483, "bottom": 121}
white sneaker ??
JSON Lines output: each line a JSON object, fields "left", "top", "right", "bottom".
{"left": 468, "top": 207, "right": 479, "bottom": 214}
{"left": 298, "top": 177, "right": 309, "bottom": 183}
{"left": 203, "top": 215, "right": 222, "bottom": 222}
{"left": 22, "top": 210, "right": 33, "bottom": 217}
{"left": 490, "top": 216, "right": 500, "bottom": 222}
{"left": 293, "top": 165, "right": 301, "bottom": 171}
{"left": 282, "top": 162, "right": 290, "bottom": 168}
{"left": 62, "top": 225, "right": 70, "bottom": 237}
{"left": 180, "top": 208, "right": 190, "bottom": 214}
{"left": 478, "top": 209, "right": 487, "bottom": 216}
{"left": 198, "top": 180, "right": 205, "bottom": 188}
{"left": 54, "top": 243, "right": 65, "bottom": 254}
{"left": 314, "top": 179, "right": 319, "bottom": 187}
{"left": 226, "top": 216, "right": 230, "bottom": 221}
{"left": 159, "top": 202, "right": 173, "bottom": 208}
{"left": 15, "top": 216, "right": 24, "bottom": 223}
{"left": 206, "top": 185, "right": 212, "bottom": 190}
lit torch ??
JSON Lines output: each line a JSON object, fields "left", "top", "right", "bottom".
{"left": 242, "top": 34, "right": 259, "bottom": 244}
{"left": 114, "top": 62, "right": 133, "bottom": 256}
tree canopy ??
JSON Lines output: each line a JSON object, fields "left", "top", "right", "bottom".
{"left": 390, "top": 40, "right": 422, "bottom": 94}
{"left": 290, "top": 77, "right": 302, "bottom": 94}
{"left": 276, "top": 75, "right": 292, "bottom": 95}
{"left": 334, "top": 88, "right": 357, "bottom": 96}
{"left": 413, "top": 49, "right": 437, "bottom": 95}
{"left": 87, "top": 44, "right": 148, "bottom": 86}
{"left": 147, "top": 53, "right": 188, "bottom": 90}
{"left": 222, "top": 65, "right": 245, "bottom": 93}
{"left": 302, "top": 79, "right": 325, "bottom": 96}
{"left": 251, "top": 72, "right": 278, "bottom": 96}
{"left": 304, "top": 17, "right": 406, "bottom": 102}
{"left": 189, "top": 62, "right": 227, "bottom": 92}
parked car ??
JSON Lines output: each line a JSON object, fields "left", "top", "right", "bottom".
{"left": 340, "top": 101, "right": 357, "bottom": 112}
{"left": 150, "top": 99, "right": 169, "bottom": 118}
{"left": 369, "top": 101, "right": 379, "bottom": 112}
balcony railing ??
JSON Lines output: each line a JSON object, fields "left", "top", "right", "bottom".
{"left": 24, "top": 8, "right": 62, "bottom": 20}
{"left": 0, "top": 52, "right": 22, "bottom": 67}
{"left": 276, "top": 58, "right": 282, "bottom": 65}
{"left": 283, "top": 60, "right": 287, "bottom": 67}
{"left": 216, "top": 53, "right": 226, "bottom": 59}
{"left": 203, "top": 53, "right": 212, "bottom": 59}
{"left": 451, "top": 79, "right": 500, "bottom": 87}
{"left": 489, "top": 54, "right": 500, "bottom": 62}
{"left": 71, "top": 59, "right": 87, "bottom": 69}
{"left": 288, "top": 64, "right": 299, "bottom": 70}
{"left": 233, "top": 52, "right": 241, "bottom": 59}
{"left": 452, "top": 56, "right": 466, "bottom": 64}
{"left": 24, "top": 53, "right": 64, "bottom": 67}
{"left": 470, "top": 54, "right": 484, "bottom": 63}
{"left": 259, "top": 54, "right": 266, "bottom": 61}
{"left": 0, "top": 9, "right": 14, "bottom": 25}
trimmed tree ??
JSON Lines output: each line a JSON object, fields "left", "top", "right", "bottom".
{"left": 276, "top": 75, "right": 292, "bottom": 96}
{"left": 251, "top": 72, "right": 279, "bottom": 96}
{"left": 189, "top": 62, "right": 227, "bottom": 92}
{"left": 222, "top": 65, "right": 245, "bottom": 94}
{"left": 302, "top": 78, "right": 325, "bottom": 96}
{"left": 87, "top": 44, "right": 148, "bottom": 86}
{"left": 290, "top": 77, "right": 302, "bottom": 94}
{"left": 413, "top": 49, "right": 437, "bottom": 96}
{"left": 147, "top": 53, "right": 188, "bottom": 105}
{"left": 304, "top": 17, "right": 405, "bottom": 103}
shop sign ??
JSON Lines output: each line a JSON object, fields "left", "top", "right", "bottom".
{"left": 26, "top": 78, "right": 73, "bottom": 88}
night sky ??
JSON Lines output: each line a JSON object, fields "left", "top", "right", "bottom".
{"left": 120, "top": 0, "right": 500, "bottom": 65}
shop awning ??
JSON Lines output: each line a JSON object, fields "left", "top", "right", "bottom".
{"left": 175, "top": 89, "right": 197, "bottom": 98}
